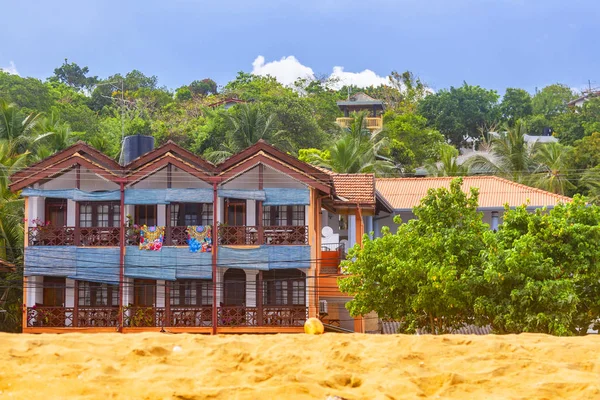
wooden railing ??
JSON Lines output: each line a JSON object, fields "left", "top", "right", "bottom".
{"left": 335, "top": 117, "right": 383, "bottom": 131}
{"left": 217, "top": 306, "right": 307, "bottom": 327}
{"left": 27, "top": 306, "right": 74, "bottom": 327}
{"left": 28, "top": 226, "right": 120, "bottom": 246}
{"left": 29, "top": 225, "right": 308, "bottom": 247}
{"left": 26, "top": 306, "right": 308, "bottom": 328}
{"left": 77, "top": 307, "right": 119, "bottom": 327}
{"left": 218, "top": 225, "right": 308, "bottom": 245}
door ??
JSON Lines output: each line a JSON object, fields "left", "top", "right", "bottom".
{"left": 223, "top": 269, "right": 246, "bottom": 306}
{"left": 225, "top": 200, "right": 246, "bottom": 226}
{"left": 133, "top": 279, "right": 156, "bottom": 306}
{"left": 43, "top": 277, "right": 65, "bottom": 306}
{"left": 45, "top": 199, "right": 67, "bottom": 227}
{"left": 41, "top": 277, "right": 66, "bottom": 326}
{"left": 132, "top": 279, "right": 156, "bottom": 327}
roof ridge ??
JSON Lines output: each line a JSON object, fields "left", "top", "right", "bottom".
{"left": 487, "top": 176, "right": 572, "bottom": 201}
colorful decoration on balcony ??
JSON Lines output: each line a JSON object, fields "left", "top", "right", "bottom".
{"left": 187, "top": 225, "right": 212, "bottom": 253}
{"left": 139, "top": 225, "right": 165, "bottom": 251}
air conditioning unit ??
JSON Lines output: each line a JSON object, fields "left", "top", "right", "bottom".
{"left": 319, "top": 300, "right": 328, "bottom": 315}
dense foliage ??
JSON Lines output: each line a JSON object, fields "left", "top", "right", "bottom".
{"left": 1, "top": 59, "right": 600, "bottom": 333}
{"left": 340, "top": 179, "right": 600, "bottom": 336}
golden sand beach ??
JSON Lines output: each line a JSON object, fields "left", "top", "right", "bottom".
{"left": 1, "top": 332, "right": 599, "bottom": 399}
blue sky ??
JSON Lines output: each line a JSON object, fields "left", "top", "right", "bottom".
{"left": 1, "top": 0, "right": 598, "bottom": 94}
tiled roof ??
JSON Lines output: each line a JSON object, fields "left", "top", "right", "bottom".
{"left": 332, "top": 173, "right": 375, "bottom": 204}
{"left": 381, "top": 320, "right": 492, "bottom": 335}
{"left": 376, "top": 176, "right": 572, "bottom": 210}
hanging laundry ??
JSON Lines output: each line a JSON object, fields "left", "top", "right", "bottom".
{"left": 187, "top": 225, "right": 212, "bottom": 253}
{"left": 139, "top": 225, "right": 165, "bottom": 251}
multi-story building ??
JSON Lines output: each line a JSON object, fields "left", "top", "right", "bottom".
{"left": 10, "top": 138, "right": 385, "bottom": 333}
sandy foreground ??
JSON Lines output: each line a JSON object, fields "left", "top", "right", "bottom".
{"left": 1, "top": 333, "right": 600, "bottom": 400}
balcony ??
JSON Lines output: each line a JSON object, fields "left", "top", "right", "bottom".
{"left": 28, "top": 225, "right": 309, "bottom": 247}
{"left": 335, "top": 117, "right": 383, "bottom": 132}
{"left": 25, "top": 306, "right": 308, "bottom": 328}
{"left": 218, "top": 225, "right": 308, "bottom": 245}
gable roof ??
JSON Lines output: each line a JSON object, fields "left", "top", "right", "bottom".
{"left": 331, "top": 174, "right": 375, "bottom": 205}
{"left": 217, "top": 140, "right": 333, "bottom": 194}
{"left": 376, "top": 176, "right": 572, "bottom": 210}
{"left": 337, "top": 92, "right": 384, "bottom": 108}
{"left": 9, "top": 141, "right": 124, "bottom": 191}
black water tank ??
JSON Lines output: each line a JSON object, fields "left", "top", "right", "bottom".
{"left": 122, "top": 135, "right": 155, "bottom": 165}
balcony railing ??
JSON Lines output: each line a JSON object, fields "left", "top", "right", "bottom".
{"left": 218, "top": 225, "right": 308, "bottom": 245}
{"left": 218, "top": 306, "right": 307, "bottom": 327}
{"left": 28, "top": 226, "right": 120, "bottom": 247}
{"left": 26, "top": 306, "right": 308, "bottom": 328}
{"left": 336, "top": 117, "right": 383, "bottom": 131}
{"left": 29, "top": 225, "right": 308, "bottom": 246}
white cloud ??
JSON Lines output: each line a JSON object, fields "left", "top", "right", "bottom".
{"left": 0, "top": 61, "right": 19, "bottom": 76}
{"left": 252, "top": 55, "right": 315, "bottom": 86}
{"left": 328, "top": 66, "right": 389, "bottom": 90}
{"left": 250, "top": 55, "right": 389, "bottom": 89}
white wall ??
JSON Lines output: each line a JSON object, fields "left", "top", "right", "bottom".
{"left": 222, "top": 165, "right": 306, "bottom": 190}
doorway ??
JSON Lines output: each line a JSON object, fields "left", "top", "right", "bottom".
{"left": 223, "top": 269, "right": 246, "bottom": 306}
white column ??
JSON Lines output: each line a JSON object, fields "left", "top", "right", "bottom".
{"left": 491, "top": 211, "right": 499, "bottom": 231}
{"left": 157, "top": 205, "right": 166, "bottom": 226}
{"left": 27, "top": 276, "right": 43, "bottom": 307}
{"left": 156, "top": 280, "right": 166, "bottom": 307}
{"left": 367, "top": 216, "right": 374, "bottom": 240}
{"left": 245, "top": 270, "right": 259, "bottom": 307}
{"left": 123, "top": 277, "right": 133, "bottom": 306}
{"left": 348, "top": 215, "right": 356, "bottom": 248}
{"left": 216, "top": 267, "right": 225, "bottom": 306}
{"left": 65, "top": 278, "right": 75, "bottom": 327}
{"left": 66, "top": 199, "right": 76, "bottom": 226}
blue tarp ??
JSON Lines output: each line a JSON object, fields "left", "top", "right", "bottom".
{"left": 124, "top": 246, "right": 212, "bottom": 280}
{"left": 164, "top": 188, "right": 213, "bottom": 203}
{"left": 124, "top": 188, "right": 213, "bottom": 204}
{"left": 24, "top": 246, "right": 77, "bottom": 277}
{"left": 69, "top": 248, "right": 120, "bottom": 284}
{"left": 21, "top": 188, "right": 121, "bottom": 201}
{"left": 264, "top": 188, "right": 309, "bottom": 206}
{"left": 217, "top": 245, "right": 310, "bottom": 270}
{"left": 218, "top": 189, "right": 266, "bottom": 201}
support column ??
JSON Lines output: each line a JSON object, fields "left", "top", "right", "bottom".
{"left": 211, "top": 181, "right": 218, "bottom": 334}
{"left": 22, "top": 197, "right": 28, "bottom": 332}
{"left": 257, "top": 164, "right": 264, "bottom": 244}
{"left": 118, "top": 181, "right": 125, "bottom": 332}
{"left": 353, "top": 317, "right": 365, "bottom": 333}
{"left": 73, "top": 280, "right": 79, "bottom": 327}
{"left": 257, "top": 271, "right": 263, "bottom": 326}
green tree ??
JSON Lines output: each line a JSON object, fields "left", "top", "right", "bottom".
{"left": 530, "top": 142, "right": 574, "bottom": 195}
{"left": 0, "top": 100, "right": 42, "bottom": 153}
{"left": 475, "top": 197, "right": 600, "bottom": 335}
{"left": 205, "top": 104, "right": 289, "bottom": 163}
{"left": 383, "top": 111, "right": 445, "bottom": 168}
{"left": 425, "top": 145, "right": 468, "bottom": 177}
{"left": 189, "top": 79, "right": 218, "bottom": 96}
{"left": 467, "top": 121, "right": 537, "bottom": 183}
{"left": 532, "top": 84, "right": 575, "bottom": 118}
{"left": 499, "top": 88, "right": 533, "bottom": 126}
{"left": 339, "top": 178, "right": 489, "bottom": 334}
{"left": 0, "top": 72, "right": 53, "bottom": 113}
{"left": 417, "top": 83, "right": 500, "bottom": 147}
{"left": 50, "top": 59, "right": 98, "bottom": 91}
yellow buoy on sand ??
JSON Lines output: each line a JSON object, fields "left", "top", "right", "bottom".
{"left": 304, "top": 317, "right": 324, "bottom": 334}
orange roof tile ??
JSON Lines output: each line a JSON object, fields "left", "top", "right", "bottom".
{"left": 332, "top": 173, "right": 375, "bottom": 204}
{"left": 376, "top": 176, "right": 571, "bottom": 210}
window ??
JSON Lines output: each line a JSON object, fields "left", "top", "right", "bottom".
{"left": 262, "top": 270, "right": 306, "bottom": 306}
{"left": 263, "top": 205, "right": 305, "bottom": 226}
{"left": 170, "top": 280, "right": 213, "bottom": 306}
{"left": 170, "top": 203, "right": 213, "bottom": 226}
{"left": 45, "top": 199, "right": 67, "bottom": 227}
{"left": 78, "top": 282, "right": 119, "bottom": 307}
{"left": 79, "top": 202, "right": 120, "bottom": 227}
{"left": 135, "top": 205, "right": 157, "bottom": 226}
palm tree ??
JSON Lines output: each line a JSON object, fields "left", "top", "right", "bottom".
{"left": 308, "top": 111, "right": 395, "bottom": 175}
{"left": 530, "top": 142, "right": 575, "bottom": 195}
{"left": 0, "top": 99, "right": 42, "bottom": 153}
{"left": 205, "top": 104, "right": 290, "bottom": 163}
{"left": 467, "top": 121, "right": 537, "bottom": 182}
{"left": 33, "top": 112, "right": 74, "bottom": 153}
{"left": 425, "top": 146, "right": 469, "bottom": 177}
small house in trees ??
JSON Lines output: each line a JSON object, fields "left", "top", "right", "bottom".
{"left": 336, "top": 92, "right": 384, "bottom": 132}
